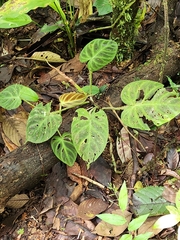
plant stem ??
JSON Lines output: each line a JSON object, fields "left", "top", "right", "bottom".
{"left": 49, "top": 0, "right": 74, "bottom": 57}
{"left": 46, "top": 61, "right": 85, "bottom": 93}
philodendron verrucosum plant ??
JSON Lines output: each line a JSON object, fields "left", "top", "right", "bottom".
{"left": 0, "top": 38, "right": 180, "bottom": 168}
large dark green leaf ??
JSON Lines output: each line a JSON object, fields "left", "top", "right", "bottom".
{"left": 80, "top": 39, "right": 118, "bottom": 72}
{"left": 71, "top": 108, "right": 108, "bottom": 167}
{"left": 121, "top": 80, "right": 180, "bottom": 130}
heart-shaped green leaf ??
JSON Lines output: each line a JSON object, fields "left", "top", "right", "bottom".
{"left": 121, "top": 80, "right": 180, "bottom": 130}
{"left": 0, "top": 14, "right": 32, "bottom": 28}
{"left": 80, "top": 39, "right": 118, "bottom": 72}
{"left": 26, "top": 102, "right": 62, "bottom": 143}
{"left": 71, "top": 108, "right": 108, "bottom": 167}
{"left": 0, "top": 84, "right": 38, "bottom": 110}
{"left": 51, "top": 133, "right": 77, "bottom": 166}
{"left": 0, "top": 84, "right": 22, "bottom": 110}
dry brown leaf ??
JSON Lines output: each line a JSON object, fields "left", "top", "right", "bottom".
{"left": 60, "top": 53, "right": 85, "bottom": 73}
{"left": 116, "top": 127, "right": 132, "bottom": 163}
{"left": 78, "top": 198, "right": 108, "bottom": 220}
{"left": 138, "top": 216, "right": 161, "bottom": 237}
{"left": 94, "top": 209, "right": 132, "bottom": 237}
{"left": 1, "top": 131, "right": 18, "bottom": 152}
{"left": 67, "top": 162, "right": 82, "bottom": 184}
{"left": 6, "top": 194, "right": 29, "bottom": 209}
{"left": 31, "top": 51, "right": 66, "bottom": 63}
{"left": 2, "top": 113, "right": 27, "bottom": 147}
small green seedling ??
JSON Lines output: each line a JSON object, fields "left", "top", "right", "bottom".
{"left": 153, "top": 189, "right": 180, "bottom": 238}
{"left": 97, "top": 181, "right": 153, "bottom": 240}
{"left": 79, "top": 38, "right": 118, "bottom": 95}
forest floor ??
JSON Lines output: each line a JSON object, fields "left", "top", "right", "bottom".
{"left": 0, "top": 2, "right": 180, "bottom": 240}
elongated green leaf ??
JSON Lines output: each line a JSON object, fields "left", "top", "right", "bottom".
{"left": 0, "top": 0, "right": 54, "bottom": 16}
{"left": 80, "top": 39, "right": 118, "bottom": 72}
{"left": 0, "top": 14, "right": 32, "bottom": 28}
{"left": 20, "top": 86, "right": 39, "bottom": 102}
{"left": 51, "top": 133, "right": 77, "bottom": 166}
{"left": 0, "top": 84, "right": 22, "bottom": 110}
{"left": 120, "top": 234, "right": 132, "bottom": 240}
{"left": 132, "top": 186, "right": 171, "bottom": 216}
{"left": 119, "top": 181, "right": 128, "bottom": 211}
{"left": 121, "top": 80, "right": 180, "bottom": 130}
{"left": 26, "top": 102, "right": 62, "bottom": 143}
{"left": 71, "top": 108, "right": 108, "bottom": 167}
{"left": 97, "top": 213, "right": 126, "bottom": 226}
{"left": 134, "top": 232, "right": 153, "bottom": 240}
{"left": 153, "top": 214, "right": 180, "bottom": 229}
{"left": 128, "top": 214, "right": 149, "bottom": 231}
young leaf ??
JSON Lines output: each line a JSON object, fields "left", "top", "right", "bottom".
{"left": 71, "top": 108, "right": 109, "bottom": 167}
{"left": 59, "top": 92, "right": 87, "bottom": 108}
{"left": 119, "top": 181, "right": 128, "bottom": 211}
{"left": 93, "top": 0, "right": 112, "bottom": 15}
{"left": 0, "top": 84, "right": 22, "bottom": 110}
{"left": 26, "top": 102, "right": 62, "bottom": 143}
{"left": 128, "top": 214, "right": 149, "bottom": 231}
{"left": 119, "top": 234, "right": 132, "bottom": 240}
{"left": 96, "top": 213, "right": 126, "bottom": 226}
{"left": 166, "top": 206, "right": 179, "bottom": 216}
{"left": 133, "top": 232, "right": 153, "bottom": 240}
{"left": 82, "top": 85, "right": 100, "bottom": 95}
{"left": 79, "top": 38, "right": 118, "bottom": 72}
{"left": 19, "top": 86, "right": 39, "bottom": 102}
{"left": 153, "top": 214, "right": 180, "bottom": 229}
{"left": 121, "top": 80, "right": 180, "bottom": 130}
{"left": 51, "top": 133, "right": 77, "bottom": 166}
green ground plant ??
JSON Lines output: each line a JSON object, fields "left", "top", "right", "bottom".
{"left": 97, "top": 181, "right": 153, "bottom": 240}
{"left": 0, "top": 0, "right": 74, "bottom": 55}
{"left": 0, "top": 38, "right": 180, "bottom": 168}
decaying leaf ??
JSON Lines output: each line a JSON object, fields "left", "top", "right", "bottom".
{"left": 1, "top": 131, "right": 18, "bottom": 152}
{"left": 59, "top": 92, "right": 87, "bottom": 108}
{"left": 6, "top": 194, "right": 29, "bottom": 209}
{"left": 78, "top": 198, "right": 108, "bottom": 220}
{"left": 138, "top": 216, "right": 165, "bottom": 237}
{"left": 116, "top": 127, "right": 132, "bottom": 164}
{"left": 30, "top": 51, "right": 66, "bottom": 63}
{"left": 2, "top": 112, "right": 27, "bottom": 147}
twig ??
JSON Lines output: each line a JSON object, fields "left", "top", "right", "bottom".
{"left": 72, "top": 172, "right": 105, "bottom": 189}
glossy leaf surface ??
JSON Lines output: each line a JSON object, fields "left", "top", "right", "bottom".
{"left": 51, "top": 133, "right": 77, "bottom": 166}
{"left": 80, "top": 39, "right": 118, "bottom": 72}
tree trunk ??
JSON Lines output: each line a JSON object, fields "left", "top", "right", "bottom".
{"left": 0, "top": 142, "right": 58, "bottom": 213}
